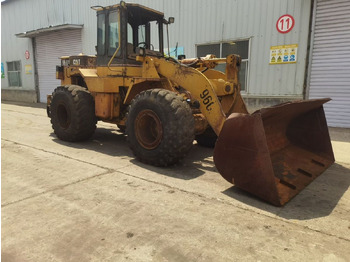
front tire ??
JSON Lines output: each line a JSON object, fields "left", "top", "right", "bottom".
{"left": 126, "top": 89, "right": 195, "bottom": 166}
{"left": 50, "top": 85, "right": 97, "bottom": 142}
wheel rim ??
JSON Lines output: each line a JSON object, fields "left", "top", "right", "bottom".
{"left": 57, "top": 103, "right": 71, "bottom": 129}
{"left": 135, "top": 109, "right": 163, "bottom": 149}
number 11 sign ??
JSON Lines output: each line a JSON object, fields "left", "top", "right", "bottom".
{"left": 276, "top": 14, "right": 295, "bottom": 34}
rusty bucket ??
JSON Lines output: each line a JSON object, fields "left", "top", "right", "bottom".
{"left": 214, "top": 98, "right": 335, "bottom": 206}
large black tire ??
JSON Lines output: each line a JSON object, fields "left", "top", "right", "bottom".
{"left": 195, "top": 127, "right": 217, "bottom": 148}
{"left": 50, "top": 85, "right": 97, "bottom": 142}
{"left": 126, "top": 89, "right": 195, "bottom": 167}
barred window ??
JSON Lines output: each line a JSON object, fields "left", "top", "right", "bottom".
{"left": 197, "top": 39, "right": 249, "bottom": 91}
{"left": 7, "top": 61, "right": 22, "bottom": 87}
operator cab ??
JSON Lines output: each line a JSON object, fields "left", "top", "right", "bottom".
{"left": 94, "top": 1, "right": 170, "bottom": 66}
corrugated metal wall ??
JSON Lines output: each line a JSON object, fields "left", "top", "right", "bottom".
{"left": 308, "top": 0, "right": 350, "bottom": 128}
{"left": 167, "top": 0, "right": 311, "bottom": 97}
{"left": 126, "top": 0, "right": 312, "bottom": 97}
{"left": 0, "top": 0, "right": 117, "bottom": 91}
{"left": 2, "top": 0, "right": 311, "bottom": 98}
{"left": 36, "top": 30, "right": 82, "bottom": 102}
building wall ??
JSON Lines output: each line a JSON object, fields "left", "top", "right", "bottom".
{"left": 1, "top": 0, "right": 117, "bottom": 101}
{"left": 125, "top": 0, "right": 312, "bottom": 100}
{"left": 1, "top": 0, "right": 37, "bottom": 100}
{"left": 1, "top": 0, "right": 312, "bottom": 107}
{"left": 158, "top": 0, "right": 312, "bottom": 109}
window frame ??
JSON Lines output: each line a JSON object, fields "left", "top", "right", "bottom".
{"left": 97, "top": 12, "right": 106, "bottom": 56}
{"left": 107, "top": 9, "right": 120, "bottom": 57}
{"left": 196, "top": 38, "right": 250, "bottom": 92}
{"left": 7, "top": 60, "right": 22, "bottom": 87}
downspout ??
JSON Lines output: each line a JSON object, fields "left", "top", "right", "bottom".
{"left": 303, "top": 0, "right": 317, "bottom": 100}
{"left": 32, "top": 37, "right": 40, "bottom": 103}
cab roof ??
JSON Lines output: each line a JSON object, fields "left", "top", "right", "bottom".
{"left": 94, "top": 2, "right": 164, "bottom": 25}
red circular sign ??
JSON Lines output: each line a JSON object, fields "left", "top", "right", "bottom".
{"left": 276, "top": 14, "right": 295, "bottom": 34}
{"left": 25, "top": 50, "right": 30, "bottom": 60}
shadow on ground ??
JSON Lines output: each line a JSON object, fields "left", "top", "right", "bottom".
{"left": 222, "top": 163, "right": 350, "bottom": 220}
{"left": 51, "top": 126, "right": 215, "bottom": 181}
{"left": 329, "top": 127, "right": 350, "bottom": 143}
{"left": 51, "top": 123, "right": 349, "bottom": 220}
{"left": 2, "top": 101, "right": 47, "bottom": 109}
{"left": 51, "top": 126, "right": 130, "bottom": 158}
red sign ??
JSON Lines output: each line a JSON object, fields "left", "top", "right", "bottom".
{"left": 25, "top": 50, "right": 30, "bottom": 60}
{"left": 276, "top": 15, "right": 295, "bottom": 34}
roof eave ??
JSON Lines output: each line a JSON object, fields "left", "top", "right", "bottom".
{"left": 16, "top": 24, "right": 83, "bottom": 38}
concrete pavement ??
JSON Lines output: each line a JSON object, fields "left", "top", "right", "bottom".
{"left": 2, "top": 102, "right": 350, "bottom": 262}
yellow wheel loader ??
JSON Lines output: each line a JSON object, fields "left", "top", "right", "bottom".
{"left": 47, "top": 1, "right": 334, "bottom": 206}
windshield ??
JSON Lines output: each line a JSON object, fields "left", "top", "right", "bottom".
{"left": 136, "top": 21, "right": 159, "bottom": 51}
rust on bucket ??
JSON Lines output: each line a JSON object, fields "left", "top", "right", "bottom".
{"left": 214, "top": 98, "right": 335, "bottom": 206}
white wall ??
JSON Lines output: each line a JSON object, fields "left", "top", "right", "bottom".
{"left": 1, "top": 0, "right": 312, "bottom": 99}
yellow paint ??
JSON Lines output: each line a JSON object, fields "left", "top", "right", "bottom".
{"left": 203, "top": 69, "right": 227, "bottom": 81}
{"left": 141, "top": 57, "right": 161, "bottom": 79}
{"left": 79, "top": 68, "right": 98, "bottom": 77}
{"left": 148, "top": 57, "right": 227, "bottom": 136}
{"left": 84, "top": 77, "right": 122, "bottom": 93}
{"left": 60, "top": 54, "right": 247, "bottom": 135}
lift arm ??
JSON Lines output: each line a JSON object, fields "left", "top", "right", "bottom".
{"left": 137, "top": 55, "right": 243, "bottom": 135}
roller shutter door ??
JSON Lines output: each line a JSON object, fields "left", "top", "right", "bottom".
{"left": 309, "top": 0, "right": 350, "bottom": 128}
{"left": 36, "top": 29, "right": 82, "bottom": 102}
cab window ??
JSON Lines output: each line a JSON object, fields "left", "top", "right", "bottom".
{"left": 97, "top": 13, "right": 105, "bottom": 55}
{"left": 108, "top": 10, "right": 120, "bottom": 56}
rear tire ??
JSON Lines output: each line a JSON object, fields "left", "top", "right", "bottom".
{"left": 50, "top": 85, "right": 97, "bottom": 142}
{"left": 126, "top": 89, "right": 195, "bottom": 166}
